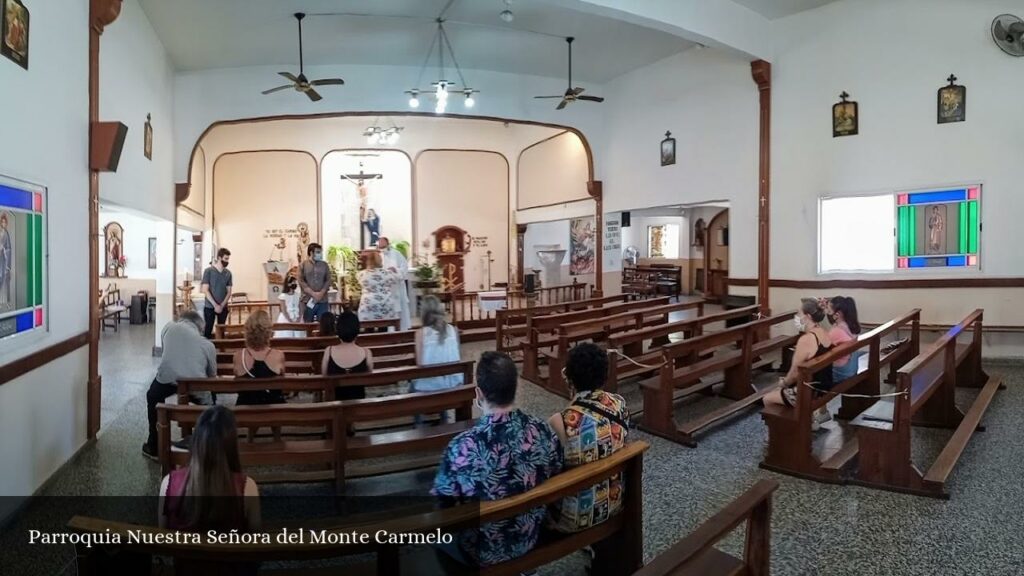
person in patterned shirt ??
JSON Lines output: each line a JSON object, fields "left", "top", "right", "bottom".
{"left": 432, "top": 351, "right": 563, "bottom": 567}
{"left": 548, "top": 343, "right": 630, "bottom": 534}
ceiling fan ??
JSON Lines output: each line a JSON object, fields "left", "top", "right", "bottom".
{"left": 261, "top": 13, "right": 344, "bottom": 102}
{"left": 534, "top": 37, "right": 604, "bottom": 110}
{"left": 992, "top": 14, "right": 1024, "bottom": 57}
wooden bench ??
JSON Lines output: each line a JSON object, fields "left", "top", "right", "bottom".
{"left": 759, "top": 309, "right": 921, "bottom": 484}
{"left": 495, "top": 294, "right": 628, "bottom": 353}
{"left": 633, "top": 479, "right": 779, "bottom": 576}
{"left": 851, "top": 309, "right": 1003, "bottom": 498}
{"left": 640, "top": 311, "right": 799, "bottom": 447}
{"left": 68, "top": 441, "right": 649, "bottom": 576}
{"left": 537, "top": 299, "right": 705, "bottom": 397}
{"left": 216, "top": 322, "right": 320, "bottom": 339}
{"left": 99, "top": 288, "right": 126, "bottom": 332}
{"left": 607, "top": 304, "right": 760, "bottom": 389}
{"left": 213, "top": 331, "right": 419, "bottom": 374}
{"left": 623, "top": 264, "right": 683, "bottom": 298}
{"left": 522, "top": 296, "right": 672, "bottom": 384}
{"left": 159, "top": 384, "right": 476, "bottom": 492}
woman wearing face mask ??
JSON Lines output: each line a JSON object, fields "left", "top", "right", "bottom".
{"left": 274, "top": 275, "right": 302, "bottom": 338}
{"left": 764, "top": 298, "right": 834, "bottom": 430}
{"left": 827, "top": 296, "right": 862, "bottom": 383}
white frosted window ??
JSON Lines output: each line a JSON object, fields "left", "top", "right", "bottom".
{"left": 819, "top": 195, "right": 894, "bottom": 273}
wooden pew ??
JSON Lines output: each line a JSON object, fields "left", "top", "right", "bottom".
{"left": 213, "top": 331, "right": 418, "bottom": 374}
{"left": 158, "top": 401, "right": 345, "bottom": 492}
{"left": 607, "top": 305, "right": 760, "bottom": 389}
{"left": 538, "top": 299, "right": 705, "bottom": 397}
{"left": 759, "top": 309, "right": 921, "bottom": 484}
{"left": 495, "top": 294, "right": 629, "bottom": 353}
{"left": 633, "top": 479, "right": 779, "bottom": 576}
{"left": 216, "top": 322, "right": 320, "bottom": 339}
{"left": 522, "top": 296, "right": 672, "bottom": 383}
{"left": 622, "top": 264, "right": 683, "bottom": 298}
{"left": 159, "top": 384, "right": 476, "bottom": 492}
{"left": 68, "top": 441, "right": 650, "bottom": 576}
{"left": 640, "top": 311, "right": 799, "bottom": 447}
{"left": 851, "top": 309, "right": 1002, "bottom": 498}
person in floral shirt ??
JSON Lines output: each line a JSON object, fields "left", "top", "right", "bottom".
{"left": 357, "top": 250, "right": 401, "bottom": 323}
{"left": 432, "top": 351, "right": 563, "bottom": 567}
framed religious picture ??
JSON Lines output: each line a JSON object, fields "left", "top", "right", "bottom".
{"left": 143, "top": 114, "right": 153, "bottom": 160}
{"left": 832, "top": 91, "right": 858, "bottom": 137}
{"left": 660, "top": 131, "right": 676, "bottom": 166}
{"left": 148, "top": 237, "right": 157, "bottom": 269}
{"left": 1, "top": 0, "right": 30, "bottom": 70}
{"left": 937, "top": 74, "right": 965, "bottom": 124}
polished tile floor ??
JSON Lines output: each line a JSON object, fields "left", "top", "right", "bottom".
{"left": 3, "top": 334, "right": 1023, "bottom": 575}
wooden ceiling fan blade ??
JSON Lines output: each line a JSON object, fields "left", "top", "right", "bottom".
{"left": 556, "top": 99, "right": 569, "bottom": 110}
{"left": 572, "top": 87, "right": 586, "bottom": 95}
{"left": 261, "top": 85, "right": 293, "bottom": 95}
{"left": 535, "top": 95, "right": 563, "bottom": 99}
{"left": 305, "top": 88, "right": 323, "bottom": 102}
{"left": 278, "top": 71, "right": 298, "bottom": 82}
{"left": 311, "top": 78, "right": 345, "bottom": 86}
{"left": 578, "top": 95, "right": 604, "bottom": 102}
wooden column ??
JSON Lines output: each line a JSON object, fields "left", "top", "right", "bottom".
{"left": 88, "top": 0, "right": 123, "bottom": 439}
{"left": 588, "top": 181, "right": 604, "bottom": 298}
{"left": 515, "top": 223, "right": 527, "bottom": 288}
{"left": 751, "top": 60, "right": 771, "bottom": 315}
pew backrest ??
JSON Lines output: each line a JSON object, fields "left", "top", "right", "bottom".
{"left": 608, "top": 304, "right": 760, "bottom": 351}
{"left": 897, "top": 309, "right": 981, "bottom": 420}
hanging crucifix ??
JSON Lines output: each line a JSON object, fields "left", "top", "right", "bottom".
{"left": 340, "top": 162, "right": 384, "bottom": 249}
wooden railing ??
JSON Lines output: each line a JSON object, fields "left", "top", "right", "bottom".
{"left": 447, "top": 282, "right": 589, "bottom": 327}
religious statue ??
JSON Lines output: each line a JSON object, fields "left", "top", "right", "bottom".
{"left": 364, "top": 208, "right": 380, "bottom": 247}
{"left": 441, "top": 233, "right": 457, "bottom": 254}
{"left": 357, "top": 183, "right": 369, "bottom": 223}
{"left": 296, "top": 221, "right": 311, "bottom": 265}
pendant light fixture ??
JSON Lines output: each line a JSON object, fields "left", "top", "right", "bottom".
{"left": 363, "top": 117, "right": 404, "bottom": 146}
{"left": 405, "top": 19, "right": 479, "bottom": 114}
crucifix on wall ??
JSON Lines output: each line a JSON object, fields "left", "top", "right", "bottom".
{"left": 340, "top": 162, "right": 383, "bottom": 249}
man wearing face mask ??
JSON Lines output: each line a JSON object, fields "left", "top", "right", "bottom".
{"left": 200, "top": 247, "right": 233, "bottom": 338}
{"left": 299, "top": 243, "right": 332, "bottom": 322}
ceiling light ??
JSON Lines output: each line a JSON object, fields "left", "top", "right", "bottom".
{"left": 407, "top": 19, "right": 479, "bottom": 114}
{"left": 363, "top": 118, "right": 404, "bottom": 146}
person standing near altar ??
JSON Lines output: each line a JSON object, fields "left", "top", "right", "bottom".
{"left": 299, "top": 243, "right": 331, "bottom": 322}
{"left": 378, "top": 237, "right": 411, "bottom": 330}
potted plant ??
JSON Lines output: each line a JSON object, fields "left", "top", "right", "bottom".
{"left": 328, "top": 245, "right": 361, "bottom": 306}
{"left": 413, "top": 255, "right": 440, "bottom": 290}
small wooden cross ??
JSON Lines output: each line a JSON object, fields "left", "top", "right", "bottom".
{"left": 759, "top": 196, "right": 767, "bottom": 208}
{"left": 947, "top": 74, "right": 958, "bottom": 85}
{"left": 839, "top": 91, "right": 850, "bottom": 102}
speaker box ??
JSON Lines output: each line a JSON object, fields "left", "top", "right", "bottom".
{"left": 90, "top": 122, "right": 128, "bottom": 172}
{"left": 192, "top": 232, "right": 203, "bottom": 243}
{"left": 524, "top": 273, "right": 536, "bottom": 293}
{"left": 621, "top": 211, "right": 631, "bottom": 227}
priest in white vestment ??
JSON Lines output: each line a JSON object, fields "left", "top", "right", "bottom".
{"left": 378, "top": 237, "right": 411, "bottom": 330}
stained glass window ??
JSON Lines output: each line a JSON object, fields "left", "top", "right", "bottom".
{"left": 0, "top": 175, "right": 47, "bottom": 342}
{"left": 896, "top": 185, "right": 980, "bottom": 269}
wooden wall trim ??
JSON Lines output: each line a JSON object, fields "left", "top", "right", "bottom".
{"left": 728, "top": 277, "right": 1024, "bottom": 289}
{"left": 0, "top": 332, "right": 90, "bottom": 388}
{"left": 751, "top": 60, "right": 772, "bottom": 314}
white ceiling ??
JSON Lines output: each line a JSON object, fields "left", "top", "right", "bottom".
{"left": 731, "top": 0, "right": 839, "bottom": 20}
{"left": 138, "top": 0, "right": 695, "bottom": 83}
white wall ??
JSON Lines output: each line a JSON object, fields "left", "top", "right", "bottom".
{"left": 601, "top": 48, "right": 759, "bottom": 277}
{"left": 0, "top": 1, "right": 90, "bottom": 497}
{"left": 767, "top": 0, "right": 1024, "bottom": 329}
{"left": 99, "top": 0, "right": 175, "bottom": 221}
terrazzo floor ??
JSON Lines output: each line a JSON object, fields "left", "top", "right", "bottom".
{"left": 3, "top": 336, "right": 1023, "bottom": 575}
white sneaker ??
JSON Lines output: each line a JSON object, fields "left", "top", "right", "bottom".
{"left": 812, "top": 407, "right": 832, "bottom": 431}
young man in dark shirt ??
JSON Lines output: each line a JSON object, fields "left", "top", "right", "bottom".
{"left": 200, "top": 247, "right": 233, "bottom": 338}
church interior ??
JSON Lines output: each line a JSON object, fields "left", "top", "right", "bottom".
{"left": 2, "top": 0, "right": 1023, "bottom": 574}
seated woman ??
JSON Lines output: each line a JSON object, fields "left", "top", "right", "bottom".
{"left": 317, "top": 311, "right": 337, "bottom": 337}
{"left": 233, "top": 310, "right": 286, "bottom": 405}
{"left": 158, "top": 405, "right": 260, "bottom": 575}
{"left": 765, "top": 298, "right": 834, "bottom": 429}
{"left": 433, "top": 351, "right": 562, "bottom": 567}
{"left": 357, "top": 251, "right": 401, "bottom": 324}
{"left": 411, "top": 296, "right": 463, "bottom": 424}
{"left": 827, "top": 296, "right": 862, "bottom": 383}
{"left": 548, "top": 343, "right": 629, "bottom": 536}
{"left": 321, "top": 311, "right": 372, "bottom": 401}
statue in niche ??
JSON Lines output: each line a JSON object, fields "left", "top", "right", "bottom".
{"left": 363, "top": 208, "right": 380, "bottom": 248}
{"left": 441, "top": 233, "right": 457, "bottom": 254}
{"left": 296, "top": 222, "right": 311, "bottom": 265}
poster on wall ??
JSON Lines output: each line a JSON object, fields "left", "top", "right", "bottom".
{"left": 570, "top": 216, "right": 596, "bottom": 275}
{"left": 1, "top": 0, "right": 29, "bottom": 70}
{"left": 0, "top": 174, "right": 46, "bottom": 343}
{"left": 603, "top": 214, "right": 622, "bottom": 272}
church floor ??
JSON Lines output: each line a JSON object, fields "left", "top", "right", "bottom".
{"left": 3, "top": 341, "right": 1023, "bottom": 575}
